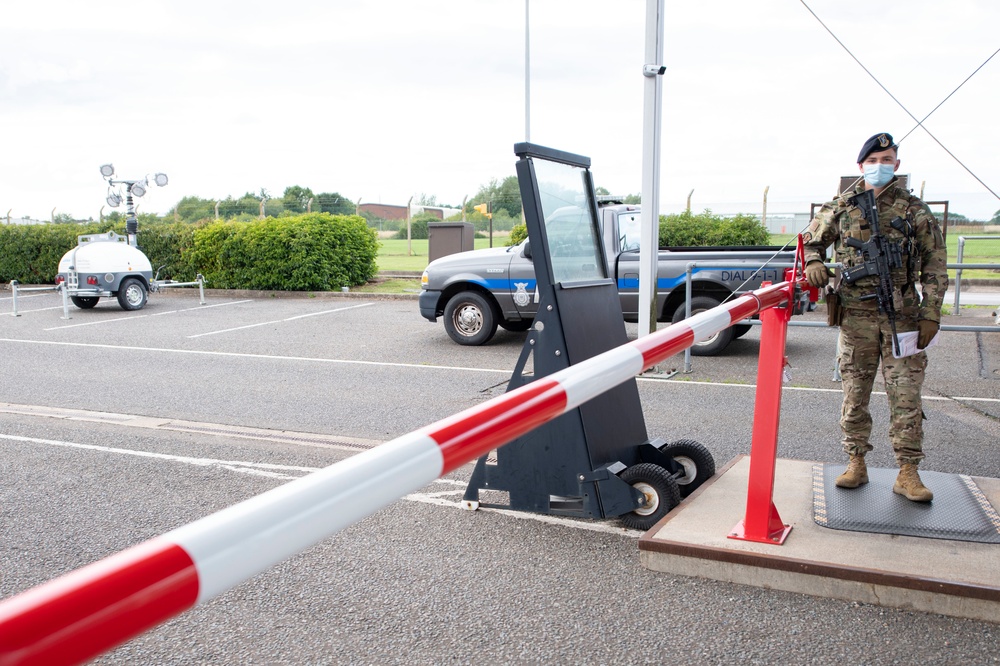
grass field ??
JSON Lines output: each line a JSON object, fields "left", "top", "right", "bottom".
{"left": 377, "top": 236, "right": 509, "bottom": 272}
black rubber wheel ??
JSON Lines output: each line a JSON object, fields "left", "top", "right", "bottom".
{"left": 499, "top": 319, "right": 532, "bottom": 332}
{"left": 116, "top": 277, "right": 148, "bottom": 311}
{"left": 70, "top": 296, "right": 99, "bottom": 309}
{"left": 619, "top": 463, "right": 681, "bottom": 531}
{"left": 733, "top": 323, "right": 752, "bottom": 339}
{"left": 658, "top": 439, "right": 716, "bottom": 498}
{"left": 443, "top": 291, "right": 498, "bottom": 345}
{"left": 671, "top": 295, "right": 735, "bottom": 356}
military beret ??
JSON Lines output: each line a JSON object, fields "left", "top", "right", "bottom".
{"left": 857, "top": 132, "right": 897, "bottom": 163}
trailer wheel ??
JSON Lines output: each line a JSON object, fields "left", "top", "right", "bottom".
{"left": 658, "top": 439, "right": 716, "bottom": 497}
{"left": 117, "top": 277, "right": 148, "bottom": 311}
{"left": 619, "top": 463, "right": 681, "bottom": 531}
{"left": 443, "top": 291, "right": 498, "bottom": 345}
{"left": 70, "top": 296, "right": 100, "bottom": 309}
{"left": 671, "top": 296, "right": 735, "bottom": 356}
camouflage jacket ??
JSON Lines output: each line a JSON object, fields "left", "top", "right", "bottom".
{"left": 803, "top": 178, "right": 949, "bottom": 323}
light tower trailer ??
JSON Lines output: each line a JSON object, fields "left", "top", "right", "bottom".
{"left": 53, "top": 164, "right": 205, "bottom": 312}
{"left": 55, "top": 231, "right": 204, "bottom": 311}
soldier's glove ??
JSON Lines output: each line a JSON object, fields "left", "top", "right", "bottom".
{"left": 917, "top": 319, "right": 939, "bottom": 349}
{"left": 805, "top": 261, "right": 831, "bottom": 288}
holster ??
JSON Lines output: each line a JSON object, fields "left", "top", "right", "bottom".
{"left": 825, "top": 286, "right": 843, "bottom": 327}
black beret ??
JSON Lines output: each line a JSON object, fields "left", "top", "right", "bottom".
{"left": 857, "top": 133, "right": 897, "bottom": 163}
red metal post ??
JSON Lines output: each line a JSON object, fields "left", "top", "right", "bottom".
{"left": 729, "top": 281, "right": 794, "bottom": 545}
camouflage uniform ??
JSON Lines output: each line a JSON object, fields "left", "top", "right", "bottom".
{"left": 803, "top": 178, "right": 948, "bottom": 464}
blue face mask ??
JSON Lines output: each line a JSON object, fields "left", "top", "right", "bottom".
{"left": 863, "top": 163, "right": 895, "bottom": 188}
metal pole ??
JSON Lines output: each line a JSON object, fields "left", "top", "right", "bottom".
{"left": 60, "top": 284, "right": 71, "bottom": 320}
{"left": 10, "top": 281, "right": 19, "bottom": 317}
{"left": 407, "top": 196, "right": 413, "bottom": 256}
{"left": 683, "top": 262, "right": 694, "bottom": 373}
{"left": 953, "top": 236, "right": 965, "bottom": 314}
{"left": 762, "top": 185, "right": 769, "bottom": 231}
{"left": 525, "top": 0, "right": 530, "bottom": 142}
{"left": 638, "top": 0, "right": 665, "bottom": 339}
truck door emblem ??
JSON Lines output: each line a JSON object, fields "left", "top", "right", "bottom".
{"left": 513, "top": 282, "right": 530, "bottom": 307}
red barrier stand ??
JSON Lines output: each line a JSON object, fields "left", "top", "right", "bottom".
{"left": 728, "top": 292, "right": 793, "bottom": 544}
{"left": 729, "top": 238, "right": 805, "bottom": 545}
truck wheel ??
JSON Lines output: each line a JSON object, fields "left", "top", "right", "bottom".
{"left": 499, "top": 319, "right": 532, "bottom": 332}
{"left": 619, "top": 463, "right": 681, "bottom": 531}
{"left": 443, "top": 291, "right": 498, "bottom": 345}
{"left": 671, "top": 296, "right": 735, "bottom": 356}
{"left": 70, "top": 296, "right": 100, "bottom": 309}
{"left": 117, "top": 277, "right": 148, "bottom": 311}
{"left": 658, "top": 439, "right": 716, "bottom": 497}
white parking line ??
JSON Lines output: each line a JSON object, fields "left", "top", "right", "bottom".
{"left": 44, "top": 300, "right": 252, "bottom": 331}
{"left": 0, "top": 337, "right": 510, "bottom": 373}
{"left": 150, "top": 300, "right": 253, "bottom": 316}
{"left": 0, "top": 292, "right": 54, "bottom": 302}
{"left": 46, "top": 313, "right": 150, "bottom": 330}
{"left": 0, "top": 433, "right": 639, "bottom": 537}
{"left": 186, "top": 302, "right": 375, "bottom": 338}
{"left": 8, "top": 306, "right": 66, "bottom": 314}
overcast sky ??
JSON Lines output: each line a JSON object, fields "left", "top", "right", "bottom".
{"left": 2, "top": 0, "right": 998, "bottom": 224}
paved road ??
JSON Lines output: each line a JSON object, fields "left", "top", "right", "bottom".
{"left": 1, "top": 288, "right": 998, "bottom": 664}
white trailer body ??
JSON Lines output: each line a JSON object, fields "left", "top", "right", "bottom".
{"left": 56, "top": 232, "right": 154, "bottom": 310}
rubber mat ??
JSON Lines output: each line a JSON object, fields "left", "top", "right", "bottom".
{"left": 813, "top": 464, "right": 1000, "bottom": 544}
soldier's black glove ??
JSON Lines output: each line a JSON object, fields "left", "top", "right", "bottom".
{"left": 917, "top": 319, "right": 939, "bottom": 349}
{"left": 805, "top": 261, "right": 831, "bottom": 288}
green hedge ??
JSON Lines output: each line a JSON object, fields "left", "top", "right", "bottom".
{"left": 1, "top": 223, "right": 99, "bottom": 283}
{"left": 189, "top": 213, "right": 378, "bottom": 290}
{"left": 0, "top": 213, "right": 378, "bottom": 290}
{"left": 659, "top": 209, "right": 770, "bottom": 247}
{"left": 507, "top": 223, "right": 527, "bottom": 246}
{"left": 502, "top": 210, "right": 767, "bottom": 251}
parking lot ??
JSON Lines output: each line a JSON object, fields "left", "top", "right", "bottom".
{"left": 2, "top": 287, "right": 999, "bottom": 664}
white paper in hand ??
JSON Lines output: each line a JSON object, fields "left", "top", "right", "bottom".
{"left": 892, "top": 330, "right": 940, "bottom": 358}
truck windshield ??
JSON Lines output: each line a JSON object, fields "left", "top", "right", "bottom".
{"left": 533, "top": 159, "right": 605, "bottom": 283}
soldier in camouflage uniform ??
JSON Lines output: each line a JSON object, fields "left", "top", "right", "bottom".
{"left": 803, "top": 132, "right": 948, "bottom": 502}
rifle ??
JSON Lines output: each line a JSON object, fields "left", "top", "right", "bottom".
{"left": 841, "top": 189, "right": 905, "bottom": 356}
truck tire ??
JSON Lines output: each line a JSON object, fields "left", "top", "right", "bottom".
{"left": 443, "top": 291, "right": 498, "bottom": 346}
{"left": 619, "top": 463, "right": 681, "bottom": 531}
{"left": 671, "top": 296, "right": 735, "bottom": 356}
{"left": 658, "top": 439, "right": 716, "bottom": 498}
{"left": 733, "top": 323, "right": 753, "bottom": 339}
{"left": 70, "top": 296, "right": 100, "bottom": 309}
{"left": 117, "top": 277, "right": 148, "bottom": 311}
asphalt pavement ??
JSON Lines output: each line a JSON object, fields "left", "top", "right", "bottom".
{"left": 1, "top": 287, "right": 998, "bottom": 665}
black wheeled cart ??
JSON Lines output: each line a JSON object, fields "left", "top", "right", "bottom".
{"left": 463, "top": 144, "right": 715, "bottom": 529}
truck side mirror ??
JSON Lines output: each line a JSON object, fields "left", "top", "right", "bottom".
{"left": 523, "top": 241, "right": 532, "bottom": 259}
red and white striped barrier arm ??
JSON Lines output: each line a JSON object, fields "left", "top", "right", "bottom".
{"left": 0, "top": 280, "right": 800, "bottom": 666}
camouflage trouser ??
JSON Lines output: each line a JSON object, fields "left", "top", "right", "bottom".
{"left": 838, "top": 308, "right": 927, "bottom": 464}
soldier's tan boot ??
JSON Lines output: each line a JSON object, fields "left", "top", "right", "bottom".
{"left": 893, "top": 464, "right": 933, "bottom": 502}
{"left": 835, "top": 455, "right": 868, "bottom": 488}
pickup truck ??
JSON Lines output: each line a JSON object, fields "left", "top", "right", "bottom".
{"left": 419, "top": 202, "right": 808, "bottom": 355}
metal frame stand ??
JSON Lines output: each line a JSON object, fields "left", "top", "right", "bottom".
{"left": 463, "top": 143, "right": 688, "bottom": 521}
